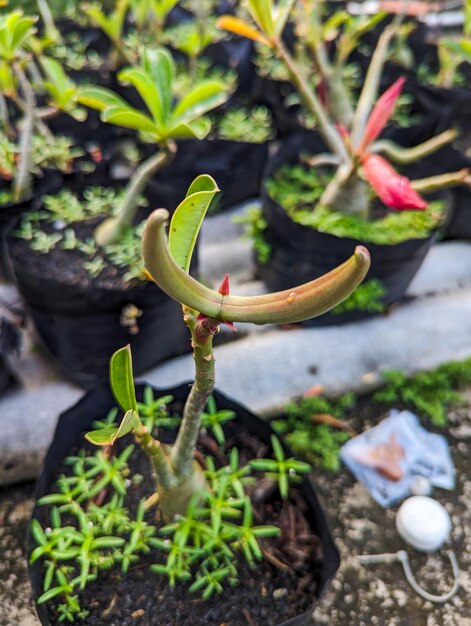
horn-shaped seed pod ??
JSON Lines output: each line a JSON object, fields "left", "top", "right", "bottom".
{"left": 142, "top": 209, "right": 371, "bottom": 325}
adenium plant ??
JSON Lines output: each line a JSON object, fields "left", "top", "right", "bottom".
{"left": 218, "top": 0, "right": 470, "bottom": 219}
{"left": 0, "top": 9, "right": 84, "bottom": 201}
{"left": 77, "top": 47, "right": 228, "bottom": 245}
{"left": 85, "top": 175, "right": 371, "bottom": 520}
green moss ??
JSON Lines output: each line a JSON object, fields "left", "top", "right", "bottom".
{"left": 0, "top": 189, "right": 13, "bottom": 206}
{"left": 234, "top": 205, "right": 272, "bottom": 264}
{"left": 332, "top": 279, "right": 386, "bottom": 315}
{"left": 266, "top": 161, "right": 446, "bottom": 244}
{"left": 218, "top": 106, "right": 274, "bottom": 143}
{"left": 272, "top": 394, "right": 355, "bottom": 472}
{"left": 374, "top": 358, "right": 471, "bottom": 426}
{"left": 16, "top": 187, "right": 149, "bottom": 283}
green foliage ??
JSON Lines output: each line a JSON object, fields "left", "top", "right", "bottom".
{"left": 150, "top": 452, "right": 279, "bottom": 596}
{"left": 0, "top": 131, "right": 79, "bottom": 179}
{"left": 218, "top": 106, "right": 274, "bottom": 143}
{"left": 83, "top": 0, "right": 129, "bottom": 48}
{"left": 168, "top": 174, "right": 219, "bottom": 273}
{"left": 234, "top": 204, "right": 272, "bottom": 264}
{"left": 15, "top": 187, "right": 149, "bottom": 282}
{"left": 40, "top": 57, "right": 86, "bottom": 120}
{"left": 273, "top": 393, "right": 355, "bottom": 472}
{"left": 201, "top": 395, "right": 236, "bottom": 444}
{"left": 136, "top": 386, "right": 179, "bottom": 433}
{"left": 162, "top": 19, "right": 220, "bottom": 58}
{"left": 0, "top": 9, "right": 37, "bottom": 62}
{"left": 31, "top": 397, "right": 302, "bottom": 614}
{"left": 266, "top": 162, "right": 446, "bottom": 244}
{"left": 31, "top": 445, "right": 146, "bottom": 622}
{"left": 373, "top": 357, "right": 471, "bottom": 426}
{"left": 78, "top": 48, "right": 228, "bottom": 143}
{"left": 173, "top": 59, "right": 237, "bottom": 99}
{"left": 249, "top": 435, "right": 311, "bottom": 499}
{"left": 332, "top": 279, "right": 386, "bottom": 315}
{"left": 265, "top": 162, "right": 334, "bottom": 212}
{"left": 390, "top": 93, "right": 423, "bottom": 129}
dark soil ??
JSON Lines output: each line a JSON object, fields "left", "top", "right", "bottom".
{"left": 2, "top": 389, "right": 470, "bottom": 625}
{"left": 9, "top": 217, "right": 136, "bottom": 293}
{"left": 35, "top": 409, "right": 324, "bottom": 626}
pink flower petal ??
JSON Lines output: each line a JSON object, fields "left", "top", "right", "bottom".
{"left": 362, "top": 154, "right": 428, "bottom": 211}
{"left": 359, "top": 77, "right": 406, "bottom": 153}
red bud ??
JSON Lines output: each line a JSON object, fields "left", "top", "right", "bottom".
{"left": 362, "top": 154, "right": 428, "bottom": 211}
{"left": 358, "top": 77, "right": 406, "bottom": 154}
{"left": 218, "top": 273, "right": 230, "bottom": 296}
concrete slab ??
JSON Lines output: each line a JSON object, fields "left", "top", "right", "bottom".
{"left": 141, "top": 289, "right": 471, "bottom": 415}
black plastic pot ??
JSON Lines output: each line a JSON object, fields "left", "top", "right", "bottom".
{"left": 140, "top": 137, "right": 270, "bottom": 212}
{"left": 7, "top": 250, "right": 190, "bottom": 388}
{"left": 29, "top": 382, "right": 340, "bottom": 626}
{"left": 434, "top": 92, "right": 471, "bottom": 240}
{"left": 258, "top": 130, "right": 454, "bottom": 326}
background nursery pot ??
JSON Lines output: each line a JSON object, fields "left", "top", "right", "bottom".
{"left": 29, "top": 382, "right": 340, "bottom": 626}
{"left": 0, "top": 170, "right": 63, "bottom": 280}
{"left": 5, "top": 249, "right": 189, "bottom": 388}
{"left": 258, "top": 131, "right": 453, "bottom": 326}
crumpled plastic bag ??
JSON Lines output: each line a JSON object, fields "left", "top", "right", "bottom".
{"left": 340, "top": 410, "right": 455, "bottom": 507}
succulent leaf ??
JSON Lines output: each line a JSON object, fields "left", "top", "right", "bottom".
{"left": 142, "top": 209, "right": 371, "bottom": 324}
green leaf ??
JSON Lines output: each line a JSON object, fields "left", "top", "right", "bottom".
{"left": 169, "top": 175, "right": 219, "bottom": 272}
{"left": 115, "top": 409, "right": 140, "bottom": 439}
{"left": 273, "top": 0, "right": 296, "bottom": 37}
{"left": 102, "top": 105, "right": 158, "bottom": 135}
{"left": 143, "top": 47, "right": 174, "bottom": 125}
{"left": 247, "top": 0, "right": 275, "bottom": 37}
{"left": 167, "top": 117, "right": 211, "bottom": 140}
{"left": 76, "top": 86, "right": 128, "bottom": 112}
{"left": 30, "top": 519, "right": 47, "bottom": 546}
{"left": 37, "top": 586, "right": 68, "bottom": 604}
{"left": 172, "top": 81, "right": 227, "bottom": 126}
{"left": 85, "top": 427, "right": 119, "bottom": 446}
{"left": 92, "top": 537, "right": 126, "bottom": 549}
{"left": 10, "top": 14, "right": 37, "bottom": 55}
{"left": 118, "top": 66, "right": 164, "bottom": 129}
{"left": 110, "top": 345, "right": 138, "bottom": 412}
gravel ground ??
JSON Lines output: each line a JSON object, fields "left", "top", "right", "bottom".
{"left": 0, "top": 394, "right": 470, "bottom": 626}
{"left": 311, "top": 392, "right": 471, "bottom": 626}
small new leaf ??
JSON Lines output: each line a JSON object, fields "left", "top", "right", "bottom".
{"left": 110, "top": 345, "right": 138, "bottom": 412}
{"left": 85, "top": 427, "right": 119, "bottom": 446}
{"left": 169, "top": 175, "right": 219, "bottom": 273}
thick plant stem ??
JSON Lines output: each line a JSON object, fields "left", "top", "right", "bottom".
{"left": 134, "top": 424, "right": 176, "bottom": 489}
{"left": 328, "top": 69, "right": 354, "bottom": 128}
{"left": 371, "top": 129, "right": 457, "bottom": 165}
{"left": 37, "top": 0, "right": 61, "bottom": 41}
{"left": 0, "top": 93, "right": 13, "bottom": 139}
{"left": 350, "top": 24, "right": 396, "bottom": 146}
{"left": 12, "top": 63, "right": 34, "bottom": 203}
{"left": 94, "top": 141, "right": 176, "bottom": 246}
{"left": 318, "top": 163, "right": 370, "bottom": 218}
{"left": 274, "top": 37, "right": 349, "bottom": 161}
{"left": 411, "top": 169, "right": 470, "bottom": 193}
{"left": 171, "top": 311, "right": 217, "bottom": 478}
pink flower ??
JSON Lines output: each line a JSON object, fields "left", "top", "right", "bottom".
{"left": 358, "top": 77, "right": 406, "bottom": 154}
{"left": 362, "top": 154, "right": 428, "bottom": 211}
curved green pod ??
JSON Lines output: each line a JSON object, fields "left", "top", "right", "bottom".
{"left": 142, "top": 209, "right": 371, "bottom": 325}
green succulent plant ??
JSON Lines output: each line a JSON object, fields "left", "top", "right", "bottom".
{"left": 77, "top": 47, "right": 228, "bottom": 245}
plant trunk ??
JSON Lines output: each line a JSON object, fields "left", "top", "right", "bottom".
{"left": 319, "top": 164, "right": 370, "bottom": 218}
{"left": 94, "top": 142, "right": 176, "bottom": 246}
